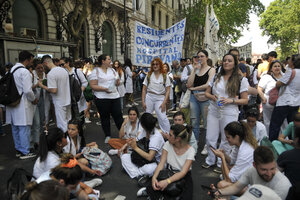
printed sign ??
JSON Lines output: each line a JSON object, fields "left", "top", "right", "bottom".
{"left": 133, "top": 18, "right": 186, "bottom": 67}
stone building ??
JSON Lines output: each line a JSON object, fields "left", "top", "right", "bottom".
{"left": 0, "top": 0, "right": 184, "bottom": 65}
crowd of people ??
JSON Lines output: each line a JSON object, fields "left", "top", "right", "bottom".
{"left": 0, "top": 49, "right": 300, "bottom": 200}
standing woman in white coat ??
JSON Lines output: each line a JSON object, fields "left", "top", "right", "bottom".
{"left": 124, "top": 58, "right": 136, "bottom": 107}
{"left": 113, "top": 60, "right": 126, "bottom": 110}
{"left": 203, "top": 53, "right": 249, "bottom": 172}
{"left": 142, "top": 58, "right": 171, "bottom": 133}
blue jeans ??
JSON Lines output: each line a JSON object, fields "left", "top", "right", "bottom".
{"left": 11, "top": 124, "right": 31, "bottom": 154}
{"left": 190, "top": 94, "right": 209, "bottom": 141}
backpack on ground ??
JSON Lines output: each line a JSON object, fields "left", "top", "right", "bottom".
{"left": 0, "top": 66, "right": 24, "bottom": 106}
{"left": 7, "top": 168, "right": 34, "bottom": 200}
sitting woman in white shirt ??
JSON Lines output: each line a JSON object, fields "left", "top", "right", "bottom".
{"left": 137, "top": 124, "right": 195, "bottom": 199}
{"left": 108, "top": 106, "right": 142, "bottom": 155}
{"left": 211, "top": 121, "right": 258, "bottom": 189}
{"left": 121, "top": 113, "right": 165, "bottom": 180}
{"left": 33, "top": 127, "right": 67, "bottom": 179}
{"left": 64, "top": 119, "right": 102, "bottom": 176}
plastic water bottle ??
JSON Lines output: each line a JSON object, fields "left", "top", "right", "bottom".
{"left": 195, "top": 60, "right": 201, "bottom": 74}
{"left": 217, "top": 97, "right": 224, "bottom": 119}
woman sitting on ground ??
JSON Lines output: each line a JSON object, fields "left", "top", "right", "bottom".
{"left": 64, "top": 119, "right": 102, "bottom": 176}
{"left": 33, "top": 127, "right": 67, "bottom": 179}
{"left": 137, "top": 124, "right": 195, "bottom": 199}
{"left": 108, "top": 106, "right": 142, "bottom": 155}
{"left": 272, "top": 112, "right": 300, "bottom": 155}
{"left": 36, "top": 153, "right": 100, "bottom": 200}
{"left": 211, "top": 121, "right": 258, "bottom": 189}
{"left": 120, "top": 113, "right": 165, "bottom": 180}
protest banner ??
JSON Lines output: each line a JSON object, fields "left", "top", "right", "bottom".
{"left": 133, "top": 18, "right": 186, "bottom": 67}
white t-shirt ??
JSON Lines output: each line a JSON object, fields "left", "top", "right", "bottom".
{"left": 33, "top": 151, "right": 60, "bottom": 179}
{"left": 163, "top": 141, "right": 195, "bottom": 171}
{"left": 277, "top": 68, "right": 300, "bottom": 107}
{"left": 123, "top": 120, "right": 142, "bottom": 139}
{"left": 143, "top": 73, "right": 171, "bottom": 95}
{"left": 89, "top": 67, "right": 120, "bottom": 99}
{"left": 137, "top": 128, "right": 165, "bottom": 162}
{"left": 228, "top": 141, "right": 254, "bottom": 182}
{"left": 238, "top": 167, "right": 291, "bottom": 199}
{"left": 258, "top": 74, "right": 278, "bottom": 103}
{"left": 47, "top": 67, "right": 71, "bottom": 106}
{"left": 209, "top": 76, "right": 249, "bottom": 115}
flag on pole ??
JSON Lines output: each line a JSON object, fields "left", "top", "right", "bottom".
{"left": 204, "top": 5, "right": 220, "bottom": 64}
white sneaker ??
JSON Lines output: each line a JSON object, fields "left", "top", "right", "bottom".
{"left": 84, "top": 178, "right": 103, "bottom": 188}
{"left": 132, "top": 102, "right": 138, "bottom": 106}
{"left": 96, "top": 122, "right": 101, "bottom": 126}
{"left": 85, "top": 117, "right": 91, "bottom": 123}
{"left": 125, "top": 104, "right": 132, "bottom": 108}
{"left": 104, "top": 136, "right": 111, "bottom": 144}
{"left": 108, "top": 149, "right": 118, "bottom": 156}
{"left": 137, "top": 187, "right": 147, "bottom": 197}
{"left": 201, "top": 144, "right": 208, "bottom": 155}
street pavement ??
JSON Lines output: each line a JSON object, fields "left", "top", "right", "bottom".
{"left": 0, "top": 94, "right": 219, "bottom": 200}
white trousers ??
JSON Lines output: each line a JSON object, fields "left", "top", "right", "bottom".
{"left": 54, "top": 104, "right": 71, "bottom": 133}
{"left": 121, "top": 153, "right": 157, "bottom": 178}
{"left": 205, "top": 110, "right": 238, "bottom": 167}
{"left": 145, "top": 93, "right": 170, "bottom": 133}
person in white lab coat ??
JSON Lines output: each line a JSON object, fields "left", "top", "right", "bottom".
{"left": 6, "top": 51, "right": 38, "bottom": 159}
{"left": 124, "top": 58, "right": 138, "bottom": 107}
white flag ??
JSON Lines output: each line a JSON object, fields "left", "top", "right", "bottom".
{"left": 204, "top": 5, "right": 220, "bottom": 64}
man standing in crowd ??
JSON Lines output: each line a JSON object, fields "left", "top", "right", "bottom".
{"left": 171, "top": 60, "right": 182, "bottom": 111}
{"left": 268, "top": 51, "right": 278, "bottom": 63}
{"left": 6, "top": 51, "right": 38, "bottom": 159}
{"left": 38, "top": 55, "right": 71, "bottom": 132}
{"left": 211, "top": 146, "right": 291, "bottom": 200}
{"left": 257, "top": 53, "right": 269, "bottom": 79}
{"left": 229, "top": 48, "right": 247, "bottom": 77}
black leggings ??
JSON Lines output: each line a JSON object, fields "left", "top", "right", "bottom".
{"left": 94, "top": 97, "right": 124, "bottom": 137}
{"left": 146, "top": 171, "right": 193, "bottom": 200}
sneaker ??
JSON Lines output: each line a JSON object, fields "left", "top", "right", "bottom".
{"left": 16, "top": 150, "right": 22, "bottom": 158}
{"left": 137, "top": 175, "right": 150, "bottom": 187}
{"left": 137, "top": 187, "right": 148, "bottom": 197}
{"left": 108, "top": 149, "right": 118, "bottom": 156}
{"left": 125, "top": 104, "right": 132, "bottom": 108}
{"left": 104, "top": 136, "right": 111, "bottom": 144}
{"left": 201, "top": 144, "right": 208, "bottom": 155}
{"left": 201, "top": 163, "right": 213, "bottom": 169}
{"left": 96, "top": 122, "right": 101, "bottom": 126}
{"left": 85, "top": 117, "right": 92, "bottom": 124}
{"left": 213, "top": 167, "right": 222, "bottom": 174}
{"left": 132, "top": 102, "right": 138, "bottom": 106}
{"left": 19, "top": 152, "right": 36, "bottom": 160}
{"left": 84, "top": 178, "right": 103, "bottom": 188}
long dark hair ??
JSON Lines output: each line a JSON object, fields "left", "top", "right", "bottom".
{"left": 67, "top": 119, "right": 86, "bottom": 149}
{"left": 170, "top": 124, "right": 192, "bottom": 143}
{"left": 224, "top": 121, "right": 258, "bottom": 149}
{"left": 215, "top": 53, "right": 242, "bottom": 97}
{"left": 38, "top": 128, "right": 65, "bottom": 162}
{"left": 96, "top": 54, "right": 108, "bottom": 66}
{"left": 140, "top": 113, "right": 157, "bottom": 134}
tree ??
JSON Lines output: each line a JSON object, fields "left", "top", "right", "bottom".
{"left": 182, "top": 0, "right": 264, "bottom": 56}
{"left": 50, "top": 0, "right": 103, "bottom": 59}
{"left": 259, "top": 0, "right": 300, "bottom": 58}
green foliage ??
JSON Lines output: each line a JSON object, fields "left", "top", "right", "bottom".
{"left": 259, "top": 0, "right": 300, "bottom": 58}
{"left": 182, "top": 0, "right": 264, "bottom": 55}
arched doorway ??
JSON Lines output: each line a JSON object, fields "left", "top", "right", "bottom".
{"left": 12, "top": 0, "right": 42, "bottom": 38}
{"left": 102, "top": 21, "right": 114, "bottom": 60}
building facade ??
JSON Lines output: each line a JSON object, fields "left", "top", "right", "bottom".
{"left": 0, "top": 0, "right": 183, "bottom": 65}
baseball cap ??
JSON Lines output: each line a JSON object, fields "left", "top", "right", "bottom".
{"left": 237, "top": 185, "right": 281, "bottom": 200}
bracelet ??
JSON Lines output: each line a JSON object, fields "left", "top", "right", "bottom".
{"left": 167, "top": 179, "right": 171, "bottom": 184}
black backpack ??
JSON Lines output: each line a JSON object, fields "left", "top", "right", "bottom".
{"left": 69, "top": 68, "right": 82, "bottom": 103}
{"left": 7, "top": 168, "right": 34, "bottom": 200}
{"left": 0, "top": 66, "right": 24, "bottom": 106}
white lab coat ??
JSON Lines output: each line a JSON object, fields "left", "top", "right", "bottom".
{"left": 6, "top": 63, "right": 36, "bottom": 126}
{"left": 125, "top": 66, "right": 133, "bottom": 93}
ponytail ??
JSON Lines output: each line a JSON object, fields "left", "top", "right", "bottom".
{"left": 170, "top": 124, "right": 192, "bottom": 143}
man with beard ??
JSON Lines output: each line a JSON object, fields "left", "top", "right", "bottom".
{"left": 211, "top": 146, "right": 291, "bottom": 199}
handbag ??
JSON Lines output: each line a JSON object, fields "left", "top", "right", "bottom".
{"left": 82, "top": 147, "right": 112, "bottom": 175}
{"left": 192, "top": 90, "right": 208, "bottom": 102}
{"left": 181, "top": 89, "right": 191, "bottom": 108}
{"left": 131, "top": 137, "right": 155, "bottom": 167}
{"left": 157, "top": 167, "right": 185, "bottom": 197}
{"left": 269, "top": 69, "right": 295, "bottom": 106}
